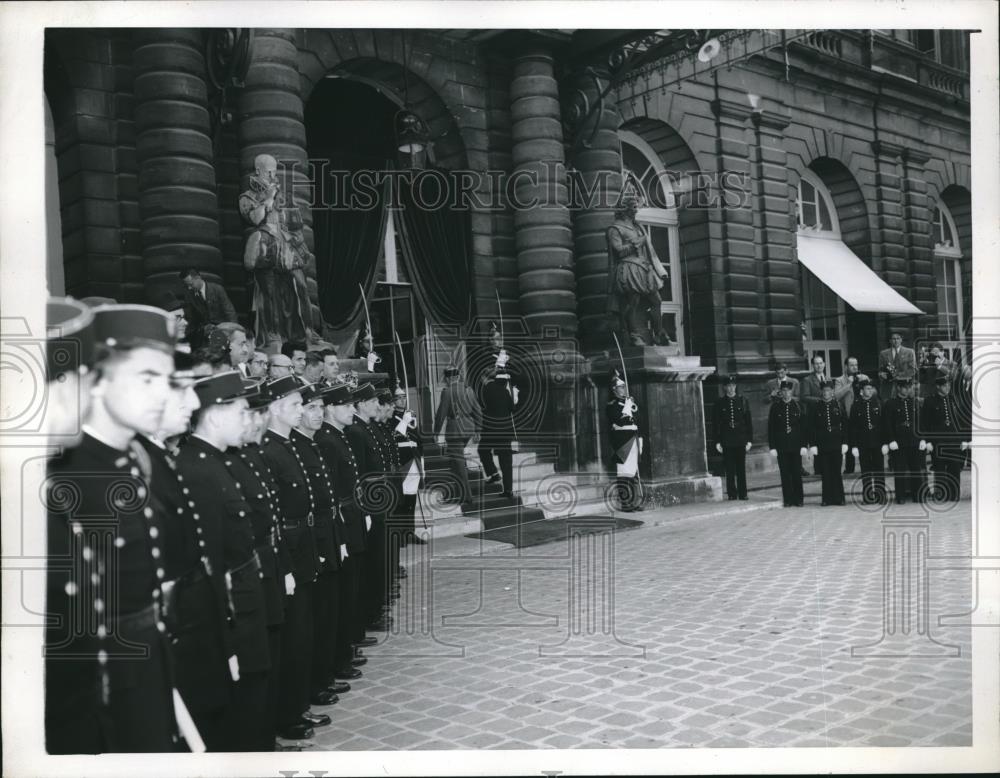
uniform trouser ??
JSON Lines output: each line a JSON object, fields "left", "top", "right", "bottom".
{"left": 843, "top": 447, "right": 856, "bottom": 474}
{"left": 858, "top": 447, "right": 886, "bottom": 502}
{"left": 364, "top": 517, "right": 387, "bottom": 625}
{"left": 891, "top": 446, "right": 925, "bottom": 502}
{"left": 776, "top": 451, "right": 804, "bottom": 505}
{"left": 816, "top": 449, "right": 845, "bottom": 504}
{"left": 479, "top": 439, "right": 513, "bottom": 492}
{"left": 311, "top": 570, "right": 340, "bottom": 694}
{"left": 722, "top": 446, "right": 748, "bottom": 499}
{"left": 276, "top": 580, "right": 314, "bottom": 730}
{"left": 223, "top": 670, "right": 268, "bottom": 751}
{"left": 194, "top": 706, "right": 228, "bottom": 752}
{"left": 444, "top": 436, "right": 472, "bottom": 503}
{"left": 614, "top": 476, "right": 641, "bottom": 510}
{"left": 931, "top": 447, "right": 963, "bottom": 501}
{"left": 335, "top": 553, "right": 362, "bottom": 670}
{"left": 262, "top": 624, "right": 281, "bottom": 748}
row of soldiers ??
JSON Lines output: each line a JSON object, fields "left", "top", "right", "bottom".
{"left": 44, "top": 299, "right": 425, "bottom": 753}
{"left": 710, "top": 374, "right": 970, "bottom": 507}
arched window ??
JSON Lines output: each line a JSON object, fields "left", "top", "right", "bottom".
{"left": 932, "top": 202, "right": 964, "bottom": 360}
{"left": 619, "top": 131, "right": 685, "bottom": 351}
{"left": 796, "top": 170, "right": 847, "bottom": 376}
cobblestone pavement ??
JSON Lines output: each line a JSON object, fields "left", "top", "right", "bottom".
{"left": 293, "top": 480, "right": 974, "bottom": 750}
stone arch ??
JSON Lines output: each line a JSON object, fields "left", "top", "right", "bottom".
{"left": 939, "top": 184, "right": 972, "bottom": 346}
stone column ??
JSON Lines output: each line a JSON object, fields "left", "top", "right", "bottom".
{"left": 870, "top": 140, "right": 908, "bottom": 346}
{"left": 132, "top": 29, "right": 223, "bottom": 303}
{"left": 565, "top": 65, "right": 623, "bottom": 353}
{"left": 236, "top": 28, "right": 320, "bottom": 328}
{"left": 900, "top": 149, "right": 937, "bottom": 323}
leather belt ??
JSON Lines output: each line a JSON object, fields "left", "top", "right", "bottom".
{"left": 613, "top": 424, "right": 638, "bottom": 431}
{"left": 107, "top": 602, "right": 160, "bottom": 631}
{"left": 230, "top": 550, "right": 261, "bottom": 577}
{"left": 282, "top": 512, "right": 315, "bottom": 529}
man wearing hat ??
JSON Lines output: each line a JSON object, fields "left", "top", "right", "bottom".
{"left": 46, "top": 297, "right": 97, "bottom": 445}
{"left": 607, "top": 368, "right": 643, "bottom": 512}
{"left": 767, "top": 379, "right": 807, "bottom": 507}
{"left": 878, "top": 331, "right": 917, "bottom": 399}
{"left": 314, "top": 383, "right": 372, "bottom": 681}
{"left": 46, "top": 304, "right": 181, "bottom": 753}
{"left": 433, "top": 366, "right": 480, "bottom": 509}
{"left": 478, "top": 363, "right": 518, "bottom": 501}
{"left": 881, "top": 377, "right": 926, "bottom": 504}
{"left": 712, "top": 376, "right": 753, "bottom": 501}
{"left": 921, "top": 376, "right": 965, "bottom": 502}
{"left": 291, "top": 384, "right": 355, "bottom": 709}
{"left": 807, "top": 380, "right": 847, "bottom": 506}
{"left": 392, "top": 380, "right": 425, "bottom": 545}
{"left": 848, "top": 377, "right": 887, "bottom": 504}
{"left": 259, "top": 376, "right": 325, "bottom": 740}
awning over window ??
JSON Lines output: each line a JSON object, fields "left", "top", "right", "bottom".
{"left": 796, "top": 233, "right": 923, "bottom": 315}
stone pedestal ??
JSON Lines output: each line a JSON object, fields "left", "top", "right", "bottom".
{"left": 593, "top": 347, "right": 723, "bottom": 505}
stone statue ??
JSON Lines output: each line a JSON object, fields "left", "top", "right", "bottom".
{"left": 240, "top": 153, "right": 316, "bottom": 346}
{"left": 606, "top": 193, "right": 672, "bottom": 347}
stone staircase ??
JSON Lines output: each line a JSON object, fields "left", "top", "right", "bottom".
{"left": 416, "top": 445, "right": 612, "bottom": 539}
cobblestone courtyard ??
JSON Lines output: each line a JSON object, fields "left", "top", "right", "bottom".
{"left": 295, "top": 484, "right": 974, "bottom": 750}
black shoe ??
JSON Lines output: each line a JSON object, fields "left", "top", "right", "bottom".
{"left": 355, "top": 637, "right": 377, "bottom": 648}
{"left": 301, "top": 711, "right": 331, "bottom": 727}
{"left": 739, "top": 496, "right": 749, "bottom": 500}
{"left": 728, "top": 495, "right": 737, "bottom": 501}
{"left": 351, "top": 656, "right": 368, "bottom": 667}
{"left": 310, "top": 690, "right": 339, "bottom": 706}
{"left": 335, "top": 667, "right": 363, "bottom": 680}
{"left": 328, "top": 681, "right": 351, "bottom": 694}
{"left": 369, "top": 619, "right": 392, "bottom": 631}
{"left": 795, "top": 502, "right": 804, "bottom": 506}
{"left": 486, "top": 473, "right": 502, "bottom": 485}
{"left": 278, "top": 723, "right": 314, "bottom": 740}
{"left": 821, "top": 502, "right": 829, "bottom": 507}
{"left": 501, "top": 491, "right": 515, "bottom": 501}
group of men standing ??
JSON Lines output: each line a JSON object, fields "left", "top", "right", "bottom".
{"left": 44, "top": 297, "right": 425, "bottom": 753}
{"left": 712, "top": 331, "right": 971, "bottom": 508}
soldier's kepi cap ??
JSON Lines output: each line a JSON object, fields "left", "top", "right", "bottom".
{"left": 299, "top": 383, "right": 324, "bottom": 405}
{"left": 90, "top": 304, "right": 177, "bottom": 355}
{"left": 821, "top": 380, "right": 836, "bottom": 390}
{"left": 46, "top": 297, "right": 96, "bottom": 379}
{"left": 192, "top": 370, "right": 252, "bottom": 406}
{"left": 352, "top": 382, "right": 377, "bottom": 402}
{"left": 723, "top": 375, "right": 737, "bottom": 385}
{"left": 895, "top": 377, "right": 913, "bottom": 386}
{"left": 856, "top": 377, "right": 872, "bottom": 389}
{"left": 779, "top": 379, "right": 795, "bottom": 390}
{"left": 319, "top": 383, "right": 353, "bottom": 406}
{"left": 242, "top": 379, "right": 271, "bottom": 410}
{"left": 935, "top": 375, "right": 951, "bottom": 385}
{"left": 265, "top": 375, "right": 303, "bottom": 403}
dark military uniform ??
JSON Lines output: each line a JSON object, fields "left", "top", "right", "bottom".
{"left": 768, "top": 398, "right": 805, "bottom": 507}
{"left": 712, "top": 392, "right": 753, "bottom": 500}
{"left": 46, "top": 434, "right": 178, "bottom": 753}
{"left": 176, "top": 436, "right": 272, "bottom": 751}
{"left": 848, "top": 394, "right": 886, "bottom": 503}
{"left": 259, "top": 430, "right": 320, "bottom": 735}
{"left": 478, "top": 374, "right": 517, "bottom": 496}
{"left": 922, "top": 389, "right": 964, "bottom": 501}
{"left": 290, "top": 428, "right": 344, "bottom": 702}
{"left": 392, "top": 409, "right": 424, "bottom": 543}
{"left": 882, "top": 392, "right": 925, "bottom": 503}
{"left": 807, "top": 398, "right": 846, "bottom": 505}
{"left": 606, "top": 394, "right": 642, "bottom": 511}
{"left": 137, "top": 435, "right": 233, "bottom": 750}
{"left": 314, "top": 421, "right": 368, "bottom": 676}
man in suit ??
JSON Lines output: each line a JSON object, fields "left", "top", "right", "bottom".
{"left": 281, "top": 341, "right": 308, "bottom": 378}
{"left": 800, "top": 355, "right": 829, "bottom": 476}
{"left": 878, "top": 331, "right": 917, "bottom": 399}
{"left": 764, "top": 363, "right": 799, "bottom": 404}
{"left": 181, "top": 268, "right": 237, "bottom": 346}
{"left": 433, "top": 366, "right": 481, "bottom": 509}
{"left": 834, "top": 356, "right": 868, "bottom": 474}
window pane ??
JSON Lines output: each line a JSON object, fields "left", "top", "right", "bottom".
{"left": 393, "top": 294, "right": 413, "bottom": 340}
{"left": 946, "top": 259, "right": 956, "bottom": 286}
{"left": 801, "top": 202, "right": 818, "bottom": 229}
{"left": 659, "top": 311, "right": 678, "bottom": 343}
{"left": 800, "top": 179, "right": 815, "bottom": 204}
{"left": 828, "top": 350, "right": 843, "bottom": 378}
{"left": 818, "top": 196, "right": 832, "bottom": 231}
{"left": 648, "top": 227, "right": 672, "bottom": 302}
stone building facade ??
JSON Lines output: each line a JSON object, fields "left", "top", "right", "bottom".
{"left": 43, "top": 28, "right": 972, "bottom": 485}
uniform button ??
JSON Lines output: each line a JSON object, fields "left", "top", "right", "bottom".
{"left": 257, "top": 494, "right": 263, "bottom": 499}
{"left": 137, "top": 487, "right": 147, "bottom": 499}
{"left": 199, "top": 540, "right": 206, "bottom": 548}
{"left": 182, "top": 488, "right": 190, "bottom": 495}
{"left": 199, "top": 453, "right": 206, "bottom": 459}
{"left": 196, "top": 527, "right": 203, "bottom": 535}
{"left": 97, "top": 649, "right": 108, "bottom": 665}
{"left": 144, "top": 507, "right": 154, "bottom": 519}
{"left": 156, "top": 568, "right": 164, "bottom": 579}
{"left": 71, "top": 522, "right": 83, "bottom": 535}
{"left": 115, "top": 457, "right": 128, "bottom": 468}
{"left": 238, "top": 511, "right": 246, "bottom": 517}
{"left": 157, "top": 621, "right": 167, "bottom": 633}
{"left": 192, "top": 513, "right": 200, "bottom": 520}
{"left": 97, "top": 625, "right": 106, "bottom": 638}
{"left": 187, "top": 501, "right": 195, "bottom": 508}
{"left": 152, "top": 548, "right": 160, "bottom": 558}
{"left": 64, "top": 581, "right": 78, "bottom": 596}
{"left": 82, "top": 547, "right": 93, "bottom": 561}
{"left": 130, "top": 467, "right": 140, "bottom": 477}
{"left": 94, "top": 598, "right": 104, "bottom": 613}
{"left": 176, "top": 507, "right": 184, "bottom": 515}
{"left": 91, "top": 573, "right": 100, "bottom": 585}
{"left": 152, "top": 588, "right": 160, "bottom": 598}
{"left": 149, "top": 527, "right": 159, "bottom": 539}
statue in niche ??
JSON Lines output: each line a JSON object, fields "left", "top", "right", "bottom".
{"left": 606, "top": 191, "right": 673, "bottom": 347}
{"left": 240, "top": 153, "right": 316, "bottom": 346}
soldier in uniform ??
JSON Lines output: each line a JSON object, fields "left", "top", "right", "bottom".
{"left": 392, "top": 380, "right": 425, "bottom": 545}
{"left": 712, "top": 375, "right": 753, "bottom": 501}
{"left": 291, "top": 384, "right": 355, "bottom": 707}
{"left": 848, "top": 378, "right": 886, "bottom": 504}
{"left": 922, "top": 375, "right": 965, "bottom": 501}
{"left": 259, "top": 376, "right": 326, "bottom": 740}
{"left": 314, "top": 383, "right": 373, "bottom": 680}
{"left": 46, "top": 297, "right": 97, "bottom": 445}
{"left": 478, "top": 363, "right": 518, "bottom": 501}
{"left": 136, "top": 360, "right": 235, "bottom": 751}
{"left": 375, "top": 384, "right": 406, "bottom": 599}
{"left": 767, "top": 379, "right": 806, "bottom": 507}
{"left": 882, "top": 377, "right": 926, "bottom": 504}
{"left": 807, "top": 380, "right": 847, "bottom": 506}
{"left": 46, "top": 304, "right": 181, "bottom": 753}
{"left": 606, "top": 369, "right": 643, "bottom": 512}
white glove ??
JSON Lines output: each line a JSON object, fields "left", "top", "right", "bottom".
{"left": 228, "top": 654, "right": 240, "bottom": 682}
{"left": 365, "top": 514, "right": 372, "bottom": 532}
{"left": 809, "top": 446, "right": 819, "bottom": 456}
{"left": 511, "top": 386, "right": 520, "bottom": 405}
{"left": 437, "top": 433, "right": 446, "bottom": 446}
{"left": 638, "top": 437, "right": 643, "bottom": 455}
{"left": 851, "top": 447, "right": 859, "bottom": 458}
{"left": 745, "top": 441, "right": 752, "bottom": 452}
{"left": 340, "top": 543, "right": 348, "bottom": 562}
{"left": 960, "top": 441, "right": 970, "bottom": 451}
{"left": 366, "top": 351, "right": 378, "bottom": 372}
{"left": 715, "top": 443, "right": 723, "bottom": 454}
{"left": 925, "top": 442, "right": 934, "bottom": 452}
{"left": 881, "top": 444, "right": 889, "bottom": 456}
{"left": 889, "top": 441, "right": 899, "bottom": 451}
{"left": 840, "top": 444, "right": 848, "bottom": 455}
{"left": 496, "top": 348, "right": 509, "bottom": 368}
{"left": 284, "top": 573, "right": 296, "bottom": 596}
{"left": 319, "top": 556, "right": 326, "bottom": 564}
{"left": 769, "top": 449, "right": 778, "bottom": 458}
{"left": 623, "top": 398, "right": 637, "bottom": 417}
{"left": 395, "top": 411, "right": 414, "bottom": 436}
{"left": 799, "top": 447, "right": 808, "bottom": 457}
{"left": 918, "top": 440, "right": 927, "bottom": 451}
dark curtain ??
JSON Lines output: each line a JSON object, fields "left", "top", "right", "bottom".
{"left": 396, "top": 172, "right": 474, "bottom": 326}
{"left": 314, "top": 178, "right": 388, "bottom": 330}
